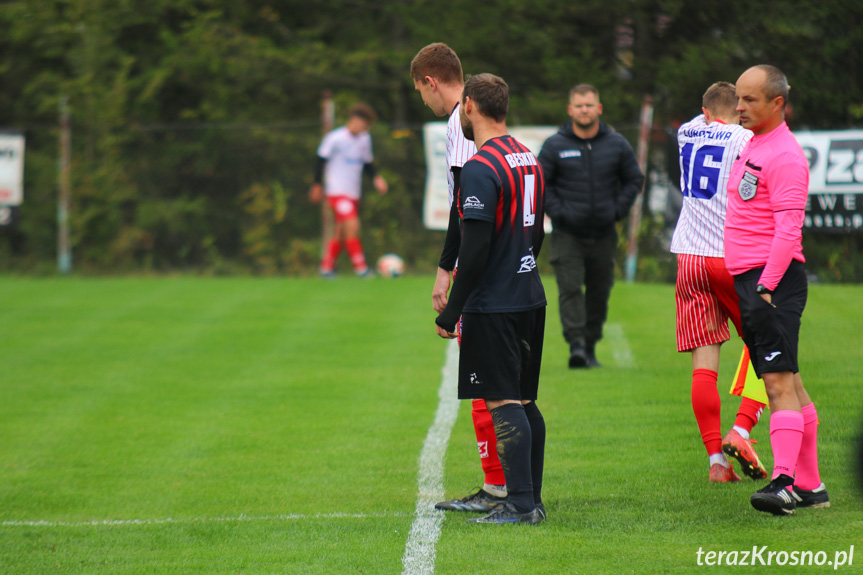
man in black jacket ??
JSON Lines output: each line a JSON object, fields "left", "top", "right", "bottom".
{"left": 538, "top": 84, "right": 644, "bottom": 368}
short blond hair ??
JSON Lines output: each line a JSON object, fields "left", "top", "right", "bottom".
{"left": 702, "top": 82, "right": 737, "bottom": 118}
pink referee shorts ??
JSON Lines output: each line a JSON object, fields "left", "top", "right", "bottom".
{"left": 675, "top": 253, "right": 742, "bottom": 352}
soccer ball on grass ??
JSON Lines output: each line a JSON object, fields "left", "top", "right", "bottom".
{"left": 376, "top": 253, "right": 405, "bottom": 278}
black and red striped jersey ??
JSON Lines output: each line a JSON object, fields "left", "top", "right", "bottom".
{"left": 459, "top": 135, "right": 546, "bottom": 313}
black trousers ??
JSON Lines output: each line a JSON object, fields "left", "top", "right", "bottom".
{"left": 550, "top": 227, "right": 617, "bottom": 347}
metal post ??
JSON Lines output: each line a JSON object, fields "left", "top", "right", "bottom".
{"left": 624, "top": 94, "right": 653, "bottom": 283}
{"left": 58, "top": 96, "right": 72, "bottom": 274}
{"left": 320, "top": 91, "right": 335, "bottom": 262}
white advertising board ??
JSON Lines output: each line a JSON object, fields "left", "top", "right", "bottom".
{"left": 422, "top": 123, "right": 556, "bottom": 231}
{"left": 0, "top": 133, "right": 25, "bottom": 206}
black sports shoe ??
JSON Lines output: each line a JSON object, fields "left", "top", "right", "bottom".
{"left": 467, "top": 501, "right": 544, "bottom": 525}
{"left": 569, "top": 343, "right": 588, "bottom": 368}
{"left": 536, "top": 502, "right": 547, "bottom": 520}
{"left": 750, "top": 475, "right": 796, "bottom": 516}
{"left": 585, "top": 342, "right": 602, "bottom": 368}
{"left": 792, "top": 483, "right": 830, "bottom": 508}
{"left": 434, "top": 488, "right": 507, "bottom": 512}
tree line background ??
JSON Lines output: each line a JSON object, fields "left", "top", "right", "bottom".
{"left": 1, "top": 0, "right": 862, "bottom": 280}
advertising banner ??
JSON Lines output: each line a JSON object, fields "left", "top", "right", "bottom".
{"left": 422, "top": 123, "right": 555, "bottom": 231}
{"left": 795, "top": 130, "right": 863, "bottom": 232}
{"left": 423, "top": 126, "right": 863, "bottom": 233}
{"left": 0, "top": 133, "right": 25, "bottom": 207}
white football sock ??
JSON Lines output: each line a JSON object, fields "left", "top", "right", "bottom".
{"left": 484, "top": 483, "right": 507, "bottom": 498}
{"left": 709, "top": 453, "right": 729, "bottom": 468}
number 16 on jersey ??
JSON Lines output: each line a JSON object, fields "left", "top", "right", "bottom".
{"left": 680, "top": 143, "right": 724, "bottom": 200}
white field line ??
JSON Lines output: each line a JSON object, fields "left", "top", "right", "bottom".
{"left": 1, "top": 511, "right": 411, "bottom": 528}
{"left": 605, "top": 322, "right": 635, "bottom": 368}
{"left": 3, "top": 341, "right": 461, "bottom": 575}
{"left": 401, "top": 339, "right": 460, "bottom": 575}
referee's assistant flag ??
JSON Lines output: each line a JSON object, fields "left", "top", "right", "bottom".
{"left": 729, "top": 346, "right": 768, "bottom": 405}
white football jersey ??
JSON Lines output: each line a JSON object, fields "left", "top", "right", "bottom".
{"left": 446, "top": 103, "right": 477, "bottom": 207}
{"left": 317, "top": 126, "right": 374, "bottom": 200}
{"left": 670, "top": 115, "right": 752, "bottom": 257}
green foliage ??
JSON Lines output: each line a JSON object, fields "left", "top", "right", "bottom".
{"left": 240, "top": 182, "right": 286, "bottom": 275}
{"left": 800, "top": 231, "right": 863, "bottom": 283}
{"left": 620, "top": 213, "right": 678, "bottom": 284}
{"left": 0, "top": 0, "right": 862, "bottom": 276}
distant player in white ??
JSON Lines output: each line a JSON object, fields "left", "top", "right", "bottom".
{"left": 309, "top": 103, "right": 388, "bottom": 277}
{"left": 411, "top": 44, "right": 510, "bottom": 513}
{"left": 671, "top": 82, "right": 768, "bottom": 483}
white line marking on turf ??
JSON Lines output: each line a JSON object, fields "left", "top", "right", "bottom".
{"left": 401, "top": 339, "right": 460, "bottom": 575}
{"left": 4, "top": 343, "right": 461, "bottom": 575}
{"left": 606, "top": 322, "right": 635, "bottom": 368}
{"left": 1, "top": 512, "right": 412, "bottom": 528}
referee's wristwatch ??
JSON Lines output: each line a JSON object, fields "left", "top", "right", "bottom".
{"left": 755, "top": 284, "right": 773, "bottom": 296}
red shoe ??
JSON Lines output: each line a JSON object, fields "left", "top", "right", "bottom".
{"left": 722, "top": 429, "right": 768, "bottom": 480}
{"left": 709, "top": 463, "right": 742, "bottom": 483}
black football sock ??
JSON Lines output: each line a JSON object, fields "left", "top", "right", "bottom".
{"left": 490, "top": 403, "right": 534, "bottom": 513}
{"left": 523, "top": 401, "right": 546, "bottom": 505}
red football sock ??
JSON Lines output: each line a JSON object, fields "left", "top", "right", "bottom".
{"left": 472, "top": 399, "right": 506, "bottom": 486}
{"left": 769, "top": 410, "right": 804, "bottom": 480}
{"left": 795, "top": 403, "right": 822, "bottom": 490}
{"left": 734, "top": 397, "right": 766, "bottom": 433}
{"left": 345, "top": 238, "right": 367, "bottom": 272}
{"left": 691, "top": 369, "right": 722, "bottom": 456}
{"left": 321, "top": 239, "right": 342, "bottom": 272}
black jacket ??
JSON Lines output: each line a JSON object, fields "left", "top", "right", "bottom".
{"left": 538, "top": 121, "right": 644, "bottom": 237}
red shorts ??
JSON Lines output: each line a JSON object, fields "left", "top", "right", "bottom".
{"left": 327, "top": 196, "right": 359, "bottom": 222}
{"left": 675, "top": 254, "right": 742, "bottom": 352}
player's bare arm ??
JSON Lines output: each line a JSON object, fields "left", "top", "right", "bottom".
{"left": 309, "top": 183, "right": 323, "bottom": 203}
{"left": 432, "top": 267, "right": 451, "bottom": 313}
{"left": 435, "top": 219, "right": 493, "bottom": 338}
{"left": 373, "top": 174, "right": 388, "bottom": 194}
{"left": 433, "top": 192, "right": 462, "bottom": 311}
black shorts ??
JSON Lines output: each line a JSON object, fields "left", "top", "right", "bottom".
{"left": 458, "top": 307, "right": 546, "bottom": 401}
{"left": 734, "top": 260, "right": 807, "bottom": 378}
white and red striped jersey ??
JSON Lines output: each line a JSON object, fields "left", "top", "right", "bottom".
{"left": 317, "top": 125, "right": 374, "bottom": 200}
{"left": 670, "top": 115, "right": 752, "bottom": 257}
{"left": 446, "top": 103, "right": 477, "bottom": 207}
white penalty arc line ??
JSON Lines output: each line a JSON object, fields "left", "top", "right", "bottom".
{"left": 401, "top": 339, "right": 460, "bottom": 575}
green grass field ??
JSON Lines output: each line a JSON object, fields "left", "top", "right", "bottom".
{"left": 1, "top": 276, "right": 861, "bottom": 574}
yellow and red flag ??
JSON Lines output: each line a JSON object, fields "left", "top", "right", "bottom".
{"left": 729, "top": 346, "right": 769, "bottom": 405}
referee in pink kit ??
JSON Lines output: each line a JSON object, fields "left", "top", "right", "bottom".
{"left": 725, "top": 64, "right": 828, "bottom": 515}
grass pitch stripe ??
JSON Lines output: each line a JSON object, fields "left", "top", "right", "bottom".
{"left": 401, "top": 339, "right": 460, "bottom": 575}
{"left": 0, "top": 512, "right": 411, "bottom": 528}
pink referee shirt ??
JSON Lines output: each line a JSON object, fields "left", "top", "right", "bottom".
{"left": 724, "top": 122, "right": 809, "bottom": 289}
